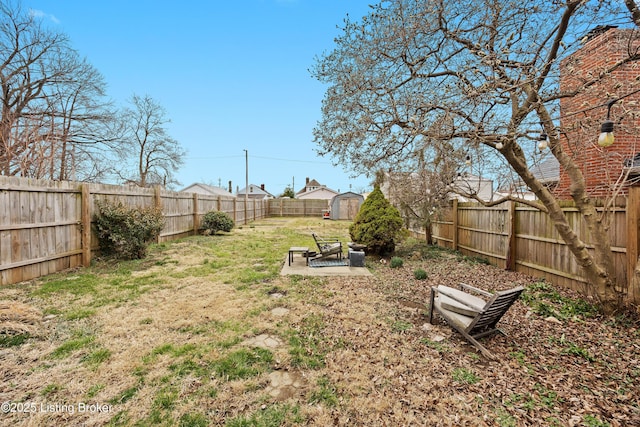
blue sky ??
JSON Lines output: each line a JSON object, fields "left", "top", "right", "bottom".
{"left": 24, "top": 0, "right": 375, "bottom": 195}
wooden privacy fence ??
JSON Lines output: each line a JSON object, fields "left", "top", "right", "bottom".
{"left": 0, "top": 176, "right": 268, "bottom": 286}
{"left": 267, "top": 198, "right": 330, "bottom": 217}
{"left": 421, "top": 190, "right": 640, "bottom": 303}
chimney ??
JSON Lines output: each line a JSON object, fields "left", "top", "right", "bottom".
{"left": 228, "top": 180, "right": 232, "bottom": 193}
{"left": 557, "top": 27, "right": 640, "bottom": 198}
{"left": 306, "top": 177, "right": 309, "bottom": 184}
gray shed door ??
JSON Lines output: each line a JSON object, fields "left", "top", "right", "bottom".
{"left": 338, "top": 198, "right": 360, "bottom": 220}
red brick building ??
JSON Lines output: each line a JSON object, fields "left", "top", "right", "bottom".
{"left": 556, "top": 27, "right": 640, "bottom": 199}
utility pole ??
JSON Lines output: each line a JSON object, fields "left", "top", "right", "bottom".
{"left": 244, "top": 149, "right": 248, "bottom": 224}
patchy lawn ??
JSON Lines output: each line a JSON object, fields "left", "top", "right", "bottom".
{"left": 0, "top": 217, "right": 638, "bottom": 426}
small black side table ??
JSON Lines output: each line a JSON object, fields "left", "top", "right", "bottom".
{"left": 288, "top": 247, "right": 310, "bottom": 266}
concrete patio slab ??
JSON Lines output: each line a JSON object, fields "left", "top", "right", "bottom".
{"left": 280, "top": 254, "right": 372, "bottom": 277}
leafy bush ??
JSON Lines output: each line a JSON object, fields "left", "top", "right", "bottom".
{"left": 414, "top": 268, "right": 428, "bottom": 280}
{"left": 201, "top": 211, "right": 234, "bottom": 235}
{"left": 349, "top": 185, "right": 407, "bottom": 255}
{"left": 390, "top": 257, "right": 404, "bottom": 268}
{"left": 94, "top": 200, "right": 164, "bottom": 260}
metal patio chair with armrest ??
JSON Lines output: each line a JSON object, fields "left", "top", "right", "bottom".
{"left": 311, "top": 232, "right": 343, "bottom": 260}
{"left": 428, "top": 283, "right": 524, "bottom": 360}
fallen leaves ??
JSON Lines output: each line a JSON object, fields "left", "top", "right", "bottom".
{"left": 310, "top": 252, "right": 640, "bottom": 425}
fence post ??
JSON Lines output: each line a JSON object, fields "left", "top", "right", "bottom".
{"left": 153, "top": 186, "right": 163, "bottom": 243}
{"left": 627, "top": 187, "right": 640, "bottom": 297}
{"left": 193, "top": 193, "right": 199, "bottom": 235}
{"left": 233, "top": 198, "right": 238, "bottom": 223}
{"left": 505, "top": 201, "right": 517, "bottom": 271}
{"left": 81, "top": 184, "right": 91, "bottom": 267}
{"left": 452, "top": 199, "right": 459, "bottom": 251}
{"left": 153, "top": 185, "right": 162, "bottom": 209}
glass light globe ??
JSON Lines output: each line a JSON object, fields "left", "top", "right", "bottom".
{"left": 598, "top": 120, "right": 614, "bottom": 147}
{"left": 598, "top": 132, "right": 614, "bottom": 147}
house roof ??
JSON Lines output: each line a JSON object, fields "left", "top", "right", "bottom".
{"left": 297, "top": 186, "right": 339, "bottom": 200}
{"left": 296, "top": 178, "right": 324, "bottom": 195}
{"left": 531, "top": 156, "right": 560, "bottom": 184}
{"left": 450, "top": 174, "right": 494, "bottom": 202}
{"left": 237, "top": 184, "right": 274, "bottom": 199}
{"left": 180, "top": 183, "right": 235, "bottom": 197}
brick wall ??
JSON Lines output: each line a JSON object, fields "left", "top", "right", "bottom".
{"left": 557, "top": 28, "right": 640, "bottom": 199}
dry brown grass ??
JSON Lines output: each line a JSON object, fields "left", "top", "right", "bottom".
{"left": 0, "top": 217, "right": 638, "bottom": 426}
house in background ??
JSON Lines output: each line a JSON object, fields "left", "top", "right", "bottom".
{"left": 297, "top": 186, "right": 339, "bottom": 201}
{"left": 296, "top": 177, "right": 339, "bottom": 200}
{"left": 380, "top": 170, "right": 495, "bottom": 205}
{"left": 237, "top": 184, "right": 274, "bottom": 200}
{"left": 531, "top": 156, "right": 560, "bottom": 191}
{"left": 180, "top": 182, "right": 235, "bottom": 198}
{"left": 449, "top": 174, "right": 494, "bottom": 202}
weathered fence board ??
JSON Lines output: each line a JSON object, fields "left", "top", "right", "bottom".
{"left": 267, "top": 198, "right": 328, "bottom": 217}
{"left": 428, "top": 195, "right": 636, "bottom": 303}
{"left": 0, "top": 177, "right": 271, "bottom": 285}
{"left": 5, "top": 174, "right": 639, "bottom": 303}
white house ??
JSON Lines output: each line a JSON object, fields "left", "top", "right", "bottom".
{"left": 180, "top": 183, "right": 235, "bottom": 198}
{"left": 295, "top": 177, "right": 339, "bottom": 200}
{"left": 297, "top": 186, "right": 339, "bottom": 201}
{"left": 449, "top": 173, "right": 494, "bottom": 202}
{"left": 381, "top": 171, "right": 495, "bottom": 204}
{"left": 236, "top": 184, "right": 274, "bottom": 200}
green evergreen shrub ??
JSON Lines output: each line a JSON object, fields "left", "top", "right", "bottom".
{"left": 414, "top": 268, "right": 428, "bottom": 280}
{"left": 349, "top": 185, "right": 407, "bottom": 255}
{"left": 390, "top": 257, "right": 404, "bottom": 268}
{"left": 94, "top": 200, "right": 164, "bottom": 260}
{"left": 201, "top": 211, "right": 234, "bottom": 235}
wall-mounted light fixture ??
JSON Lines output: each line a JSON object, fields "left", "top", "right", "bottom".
{"left": 598, "top": 99, "right": 616, "bottom": 147}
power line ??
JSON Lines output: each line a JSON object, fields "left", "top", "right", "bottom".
{"left": 185, "top": 154, "right": 332, "bottom": 164}
{"left": 251, "top": 155, "right": 332, "bottom": 164}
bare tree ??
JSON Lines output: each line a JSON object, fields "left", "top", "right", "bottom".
{"left": 45, "top": 56, "right": 116, "bottom": 181}
{"left": 0, "top": 1, "right": 117, "bottom": 181}
{"left": 312, "top": 0, "right": 640, "bottom": 314}
{"left": 379, "top": 142, "right": 461, "bottom": 243}
{"left": 0, "top": 1, "right": 71, "bottom": 175}
{"left": 116, "top": 94, "right": 185, "bottom": 188}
